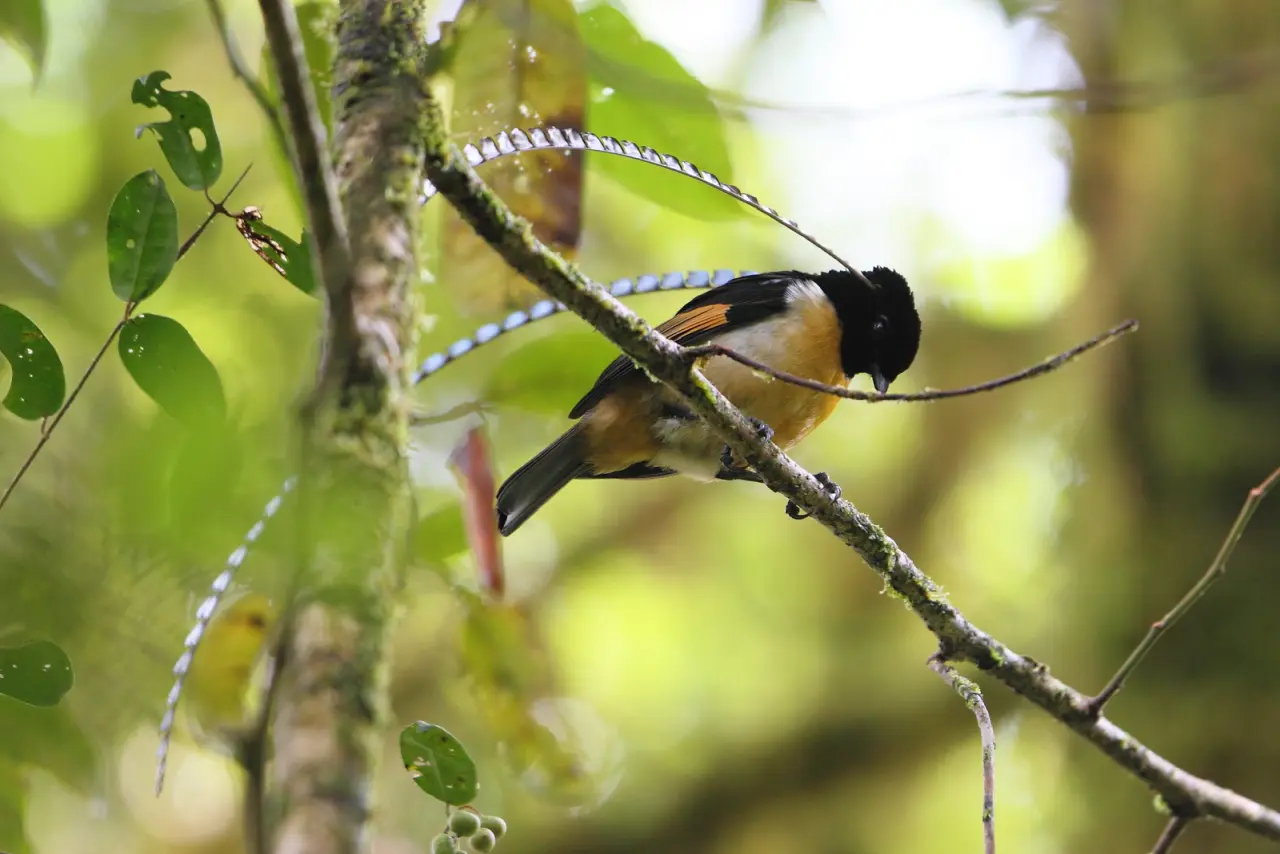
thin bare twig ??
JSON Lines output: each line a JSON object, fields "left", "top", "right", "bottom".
{"left": 929, "top": 653, "right": 996, "bottom": 854}
{"left": 240, "top": 609, "right": 293, "bottom": 854}
{"left": 0, "top": 171, "right": 252, "bottom": 517}
{"left": 179, "top": 163, "right": 253, "bottom": 259}
{"left": 1150, "top": 816, "right": 1192, "bottom": 854}
{"left": 203, "top": 0, "right": 290, "bottom": 158}
{"left": 683, "top": 319, "right": 1138, "bottom": 404}
{"left": 1086, "top": 465, "right": 1280, "bottom": 715}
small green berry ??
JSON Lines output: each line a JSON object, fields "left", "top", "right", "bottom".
{"left": 479, "top": 815, "right": 507, "bottom": 839}
{"left": 431, "top": 833, "right": 459, "bottom": 854}
{"left": 469, "top": 828, "right": 497, "bottom": 852}
{"left": 449, "top": 809, "right": 481, "bottom": 837}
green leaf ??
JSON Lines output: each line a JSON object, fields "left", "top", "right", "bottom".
{"left": 0, "top": 0, "right": 46, "bottom": 80}
{"left": 400, "top": 722, "right": 478, "bottom": 805}
{"left": 118, "top": 314, "right": 226, "bottom": 426}
{"left": 106, "top": 170, "right": 179, "bottom": 303}
{"left": 485, "top": 331, "right": 616, "bottom": 414}
{"left": 580, "top": 3, "right": 739, "bottom": 220}
{"left": 131, "top": 71, "right": 223, "bottom": 191}
{"left": 0, "top": 641, "right": 72, "bottom": 707}
{"left": 0, "top": 305, "right": 64, "bottom": 420}
{"left": 249, "top": 221, "right": 316, "bottom": 295}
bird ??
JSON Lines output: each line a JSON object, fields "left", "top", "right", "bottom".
{"left": 495, "top": 267, "right": 921, "bottom": 536}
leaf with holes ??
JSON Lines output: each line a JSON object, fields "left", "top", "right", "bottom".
{"left": 118, "top": 314, "right": 225, "bottom": 426}
{"left": 249, "top": 221, "right": 316, "bottom": 295}
{"left": 106, "top": 170, "right": 179, "bottom": 303}
{"left": 0, "top": 305, "right": 64, "bottom": 420}
{"left": 131, "top": 71, "right": 223, "bottom": 191}
{"left": 0, "top": 641, "right": 73, "bottom": 707}
{"left": 0, "top": 0, "right": 46, "bottom": 79}
{"left": 441, "top": 0, "right": 587, "bottom": 312}
{"left": 580, "top": 4, "right": 739, "bottom": 219}
{"left": 401, "top": 722, "right": 478, "bottom": 805}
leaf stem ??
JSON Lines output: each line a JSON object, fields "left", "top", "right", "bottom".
{"left": 179, "top": 163, "right": 254, "bottom": 260}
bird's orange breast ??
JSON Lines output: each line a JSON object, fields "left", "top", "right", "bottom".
{"left": 699, "top": 283, "right": 846, "bottom": 449}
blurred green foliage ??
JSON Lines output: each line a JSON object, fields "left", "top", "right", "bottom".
{"left": 0, "top": 0, "right": 45, "bottom": 80}
{"left": 0, "top": 1, "right": 1277, "bottom": 854}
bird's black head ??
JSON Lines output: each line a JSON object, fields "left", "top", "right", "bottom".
{"left": 813, "top": 267, "right": 921, "bottom": 393}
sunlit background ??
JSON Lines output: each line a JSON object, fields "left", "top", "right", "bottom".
{"left": 2, "top": 0, "right": 1279, "bottom": 853}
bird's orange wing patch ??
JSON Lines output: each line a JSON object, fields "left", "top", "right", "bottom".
{"left": 656, "top": 303, "right": 730, "bottom": 344}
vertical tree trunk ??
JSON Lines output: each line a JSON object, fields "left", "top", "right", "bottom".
{"left": 263, "top": 1, "right": 430, "bottom": 852}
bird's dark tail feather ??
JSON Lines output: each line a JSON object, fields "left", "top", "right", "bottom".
{"left": 496, "top": 426, "right": 589, "bottom": 536}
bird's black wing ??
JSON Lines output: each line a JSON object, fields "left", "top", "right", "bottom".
{"left": 567, "top": 272, "right": 803, "bottom": 419}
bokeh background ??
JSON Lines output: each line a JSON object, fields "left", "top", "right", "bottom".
{"left": 2, "top": 0, "right": 1278, "bottom": 852}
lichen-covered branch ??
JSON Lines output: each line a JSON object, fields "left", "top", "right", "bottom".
{"left": 256, "top": 0, "right": 428, "bottom": 852}
{"left": 416, "top": 84, "right": 1280, "bottom": 846}
{"left": 929, "top": 652, "right": 996, "bottom": 854}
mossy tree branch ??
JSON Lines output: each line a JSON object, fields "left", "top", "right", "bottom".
{"left": 255, "top": 0, "right": 427, "bottom": 852}
{"left": 416, "top": 86, "right": 1280, "bottom": 847}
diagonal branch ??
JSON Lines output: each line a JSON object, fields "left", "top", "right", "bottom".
{"left": 416, "top": 77, "right": 1280, "bottom": 846}
{"left": 205, "top": 0, "right": 290, "bottom": 158}
{"left": 258, "top": 0, "right": 352, "bottom": 374}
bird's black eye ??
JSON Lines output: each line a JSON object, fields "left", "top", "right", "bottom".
{"left": 871, "top": 317, "right": 889, "bottom": 338}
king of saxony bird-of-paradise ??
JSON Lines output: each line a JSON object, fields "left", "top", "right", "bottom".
{"left": 495, "top": 267, "right": 922, "bottom": 535}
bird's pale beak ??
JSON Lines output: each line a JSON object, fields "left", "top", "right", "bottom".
{"left": 872, "top": 367, "right": 890, "bottom": 395}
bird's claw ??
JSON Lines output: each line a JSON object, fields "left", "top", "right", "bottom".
{"left": 719, "top": 417, "right": 774, "bottom": 471}
{"left": 785, "top": 471, "right": 842, "bottom": 520}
